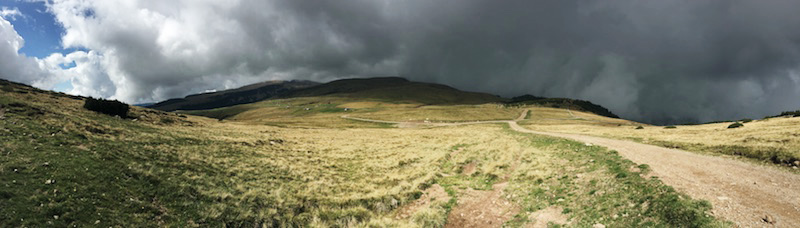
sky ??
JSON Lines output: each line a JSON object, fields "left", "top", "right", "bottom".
{"left": 1, "top": 0, "right": 800, "bottom": 124}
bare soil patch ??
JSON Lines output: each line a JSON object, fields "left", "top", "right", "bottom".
{"left": 461, "top": 162, "right": 477, "bottom": 176}
{"left": 525, "top": 206, "right": 569, "bottom": 228}
{"left": 446, "top": 182, "right": 520, "bottom": 228}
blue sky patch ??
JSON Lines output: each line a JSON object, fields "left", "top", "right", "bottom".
{"left": 2, "top": 0, "right": 66, "bottom": 58}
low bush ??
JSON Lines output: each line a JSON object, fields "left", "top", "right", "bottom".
{"left": 740, "top": 119, "right": 753, "bottom": 123}
{"left": 727, "top": 122, "right": 743, "bottom": 129}
{"left": 84, "top": 97, "right": 129, "bottom": 117}
{"left": 664, "top": 125, "right": 677, "bottom": 129}
{"left": 765, "top": 110, "right": 800, "bottom": 118}
{"left": 780, "top": 110, "right": 800, "bottom": 117}
{"left": 635, "top": 126, "right": 644, "bottom": 130}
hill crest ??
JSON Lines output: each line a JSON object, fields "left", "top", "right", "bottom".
{"left": 149, "top": 80, "right": 319, "bottom": 111}
{"left": 284, "top": 77, "right": 503, "bottom": 105}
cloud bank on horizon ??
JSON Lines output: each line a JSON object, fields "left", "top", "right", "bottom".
{"left": 1, "top": 0, "right": 800, "bottom": 124}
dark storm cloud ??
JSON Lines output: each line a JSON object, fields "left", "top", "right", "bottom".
{"left": 379, "top": 0, "right": 800, "bottom": 124}
{"left": 35, "top": 0, "right": 800, "bottom": 123}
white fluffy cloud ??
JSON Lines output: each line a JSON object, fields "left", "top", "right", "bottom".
{"left": 0, "top": 16, "right": 53, "bottom": 88}
{"left": 43, "top": 0, "right": 402, "bottom": 103}
{"left": 0, "top": 7, "right": 24, "bottom": 21}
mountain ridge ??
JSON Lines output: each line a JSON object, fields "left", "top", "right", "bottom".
{"left": 148, "top": 80, "right": 319, "bottom": 111}
{"left": 148, "top": 77, "right": 624, "bottom": 119}
{"left": 283, "top": 77, "right": 505, "bottom": 105}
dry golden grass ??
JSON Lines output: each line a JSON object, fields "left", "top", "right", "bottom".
{"left": 350, "top": 104, "right": 521, "bottom": 122}
{"left": 527, "top": 107, "right": 575, "bottom": 119}
{"left": 171, "top": 117, "right": 542, "bottom": 226}
{"left": 183, "top": 97, "right": 522, "bottom": 128}
{"left": 519, "top": 107, "right": 638, "bottom": 127}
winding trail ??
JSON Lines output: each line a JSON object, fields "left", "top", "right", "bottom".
{"left": 342, "top": 110, "right": 800, "bottom": 227}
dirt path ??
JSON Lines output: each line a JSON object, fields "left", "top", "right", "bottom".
{"left": 508, "top": 121, "right": 800, "bottom": 227}
{"left": 445, "top": 148, "right": 524, "bottom": 228}
{"left": 343, "top": 111, "right": 800, "bottom": 227}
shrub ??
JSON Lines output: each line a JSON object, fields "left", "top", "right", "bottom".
{"left": 664, "top": 125, "right": 677, "bottom": 129}
{"left": 765, "top": 110, "right": 800, "bottom": 118}
{"left": 740, "top": 118, "right": 753, "bottom": 123}
{"left": 84, "top": 97, "right": 129, "bottom": 117}
{"left": 779, "top": 110, "right": 800, "bottom": 117}
{"left": 635, "top": 126, "right": 644, "bottom": 130}
{"left": 727, "top": 122, "right": 743, "bottom": 129}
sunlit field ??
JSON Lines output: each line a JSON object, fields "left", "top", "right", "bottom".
{"left": 0, "top": 81, "right": 725, "bottom": 227}
{"left": 181, "top": 97, "right": 523, "bottom": 128}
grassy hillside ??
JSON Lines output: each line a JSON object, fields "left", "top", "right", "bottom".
{"left": 0, "top": 79, "right": 726, "bottom": 227}
{"left": 508, "top": 95, "right": 620, "bottom": 119}
{"left": 155, "top": 77, "right": 504, "bottom": 114}
{"left": 162, "top": 77, "right": 628, "bottom": 127}
{"left": 179, "top": 78, "right": 628, "bottom": 128}
{"left": 182, "top": 97, "right": 524, "bottom": 128}
{"left": 518, "top": 107, "right": 637, "bottom": 127}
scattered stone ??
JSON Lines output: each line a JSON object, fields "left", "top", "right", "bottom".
{"left": 793, "top": 160, "right": 800, "bottom": 166}
{"left": 762, "top": 214, "right": 776, "bottom": 224}
{"left": 717, "top": 196, "right": 730, "bottom": 201}
{"left": 45, "top": 179, "right": 54, "bottom": 185}
{"left": 593, "top": 223, "right": 606, "bottom": 228}
{"left": 585, "top": 143, "right": 593, "bottom": 146}
{"left": 42, "top": 162, "right": 50, "bottom": 167}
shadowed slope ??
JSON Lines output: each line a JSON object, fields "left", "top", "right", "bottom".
{"left": 149, "top": 80, "right": 319, "bottom": 111}
{"left": 286, "top": 77, "right": 504, "bottom": 105}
